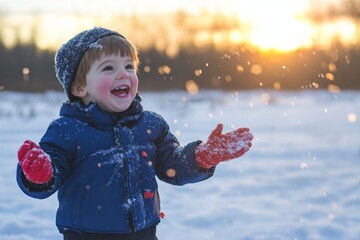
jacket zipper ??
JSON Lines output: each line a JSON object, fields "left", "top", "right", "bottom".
{"left": 114, "top": 127, "right": 135, "bottom": 232}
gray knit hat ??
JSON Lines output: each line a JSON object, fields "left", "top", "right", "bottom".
{"left": 55, "top": 27, "right": 124, "bottom": 101}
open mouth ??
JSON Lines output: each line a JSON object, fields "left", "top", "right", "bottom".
{"left": 111, "top": 85, "right": 130, "bottom": 97}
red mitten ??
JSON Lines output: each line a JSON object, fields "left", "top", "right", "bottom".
{"left": 196, "top": 123, "right": 253, "bottom": 169}
{"left": 18, "top": 140, "right": 53, "bottom": 184}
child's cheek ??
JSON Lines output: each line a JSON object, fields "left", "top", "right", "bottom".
{"left": 96, "top": 78, "right": 113, "bottom": 97}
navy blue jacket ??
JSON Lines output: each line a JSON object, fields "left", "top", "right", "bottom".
{"left": 17, "top": 96, "right": 214, "bottom": 234}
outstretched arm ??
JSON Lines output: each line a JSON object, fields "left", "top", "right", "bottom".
{"left": 195, "top": 123, "right": 253, "bottom": 169}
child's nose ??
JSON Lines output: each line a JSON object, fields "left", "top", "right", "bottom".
{"left": 116, "top": 69, "right": 128, "bottom": 79}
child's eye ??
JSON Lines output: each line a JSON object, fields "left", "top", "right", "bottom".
{"left": 125, "top": 64, "right": 134, "bottom": 70}
{"left": 102, "top": 65, "right": 114, "bottom": 71}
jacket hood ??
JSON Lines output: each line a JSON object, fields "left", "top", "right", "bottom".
{"left": 59, "top": 94, "right": 143, "bottom": 130}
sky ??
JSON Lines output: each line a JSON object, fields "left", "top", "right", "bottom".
{"left": 2, "top": 0, "right": 231, "bottom": 14}
{"left": 0, "top": 0, "right": 357, "bottom": 52}
{"left": 0, "top": 0, "right": 343, "bottom": 14}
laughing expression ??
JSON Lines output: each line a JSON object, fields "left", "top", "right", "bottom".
{"left": 80, "top": 54, "right": 138, "bottom": 112}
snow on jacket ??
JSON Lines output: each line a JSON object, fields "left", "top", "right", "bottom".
{"left": 17, "top": 95, "right": 214, "bottom": 234}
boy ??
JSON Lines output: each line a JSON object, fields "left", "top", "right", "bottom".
{"left": 16, "top": 27, "right": 253, "bottom": 240}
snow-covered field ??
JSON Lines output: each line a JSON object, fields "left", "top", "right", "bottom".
{"left": 0, "top": 90, "right": 359, "bottom": 240}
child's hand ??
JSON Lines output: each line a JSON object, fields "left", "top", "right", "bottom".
{"left": 18, "top": 140, "right": 53, "bottom": 184}
{"left": 195, "top": 123, "right": 253, "bottom": 169}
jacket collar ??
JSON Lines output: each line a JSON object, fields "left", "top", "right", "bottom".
{"left": 60, "top": 94, "right": 143, "bottom": 130}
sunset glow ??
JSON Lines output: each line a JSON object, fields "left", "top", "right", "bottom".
{"left": 0, "top": 0, "right": 358, "bottom": 53}
{"left": 246, "top": 18, "right": 312, "bottom": 51}
{"left": 231, "top": 0, "right": 312, "bottom": 51}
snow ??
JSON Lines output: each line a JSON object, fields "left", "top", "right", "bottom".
{"left": 0, "top": 90, "right": 359, "bottom": 240}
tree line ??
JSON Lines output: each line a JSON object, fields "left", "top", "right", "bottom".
{"left": 1, "top": 41, "right": 360, "bottom": 93}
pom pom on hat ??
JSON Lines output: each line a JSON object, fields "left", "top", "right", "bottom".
{"left": 54, "top": 27, "right": 124, "bottom": 101}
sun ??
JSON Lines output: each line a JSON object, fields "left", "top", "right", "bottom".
{"left": 231, "top": 0, "right": 312, "bottom": 52}
{"left": 247, "top": 16, "right": 312, "bottom": 52}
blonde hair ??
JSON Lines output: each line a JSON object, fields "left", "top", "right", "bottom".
{"left": 72, "top": 35, "right": 139, "bottom": 89}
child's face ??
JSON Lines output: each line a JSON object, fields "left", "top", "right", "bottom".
{"left": 76, "top": 54, "right": 139, "bottom": 112}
